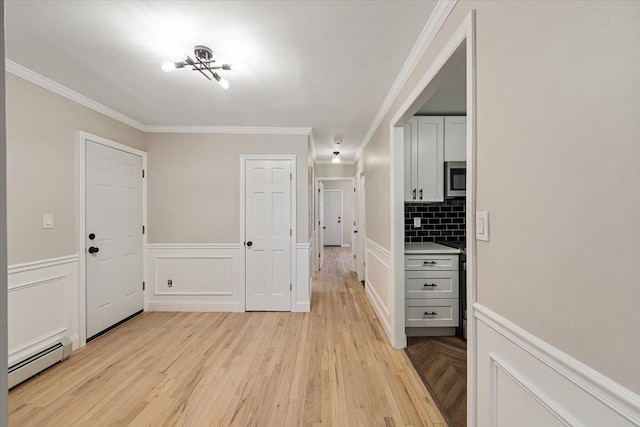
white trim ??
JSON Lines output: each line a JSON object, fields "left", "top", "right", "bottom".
{"left": 6, "top": 60, "right": 146, "bottom": 131}
{"left": 145, "top": 300, "right": 242, "bottom": 312}
{"left": 8, "top": 255, "right": 78, "bottom": 275}
{"left": 341, "top": 244, "right": 351, "bottom": 248}
{"left": 322, "top": 189, "right": 343, "bottom": 247}
{"left": 308, "top": 130, "right": 317, "bottom": 161}
{"left": 143, "top": 125, "right": 313, "bottom": 135}
{"left": 475, "top": 303, "right": 640, "bottom": 424}
{"left": 354, "top": 0, "right": 458, "bottom": 161}
{"left": 387, "top": 11, "right": 477, "bottom": 425}
{"left": 364, "top": 238, "right": 392, "bottom": 339}
{"left": 315, "top": 176, "right": 357, "bottom": 181}
{"left": 6, "top": 60, "right": 317, "bottom": 139}
{"left": 147, "top": 243, "right": 241, "bottom": 250}
{"left": 365, "top": 237, "right": 391, "bottom": 258}
{"left": 240, "top": 154, "right": 297, "bottom": 312}
{"left": 77, "top": 131, "right": 148, "bottom": 347}
{"left": 296, "top": 243, "right": 311, "bottom": 250}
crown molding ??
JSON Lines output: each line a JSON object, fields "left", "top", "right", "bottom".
{"left": 6, "top": 59, "right": 315, "bottom": 137}
{"left": 143, "top": 125, "right": 313, "bottom": 135}
{"left": 354, "top": 0, "right": 457, "bottom": 162}
{"left": 6, "top": 59, "right": 147, "bottom": 131}
{"left": 308, "top": 130, "right": 317, "bottom": 160}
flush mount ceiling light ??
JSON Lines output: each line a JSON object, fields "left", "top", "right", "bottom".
{"left": 161, "top": 45, "right": 231, "bottom": 89}
{"left": 331, "top": 151, "right": 341, "bottom": 164}
{"left": 334, "top": 135, "right": 343, "bottom": 145}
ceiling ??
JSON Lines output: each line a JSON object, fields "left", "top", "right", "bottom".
{"left": 5, "top": 1, "right": 438, "bottom": 162}
{"left": 417, "top": 60, "right": 466, "bottom": 115}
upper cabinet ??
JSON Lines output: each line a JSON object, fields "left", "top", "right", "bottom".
{"left": 444, "top": 117, "right": 467, "bottom": 162}
{"left": 404, "top": 116, "right": 466, "bottom": 203}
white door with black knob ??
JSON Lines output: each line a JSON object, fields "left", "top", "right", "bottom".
{"left": 323, "top": 190, "right": 342, "bottom": 246}
{"left": 318, "top": 181, "right": 325, "bottom": 270}
{"left": 85, "top": 140, "right": 143, "bottom": 340}
{"left": 245, "top": 159, "right": 292, "bottom": 311}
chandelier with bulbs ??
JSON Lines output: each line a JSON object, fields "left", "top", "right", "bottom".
{"left": 161, "top": 45, "right": 232, "bottom": 89}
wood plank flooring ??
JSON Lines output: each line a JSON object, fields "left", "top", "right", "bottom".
{"left": 406, "top": 336, "right": 467, "bottom": 427}
{"left": 9, "top": 247, "right": 447, "bottom": 426}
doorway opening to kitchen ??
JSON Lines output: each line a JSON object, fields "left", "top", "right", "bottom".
{"left": 389, "top": 12, "right": 476, "bottom": 427}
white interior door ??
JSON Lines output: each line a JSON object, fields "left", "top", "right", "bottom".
{"left": 86, "top": 141, "right": 143, "bottom": 339}
{"left": 323, "top": 190, "right": 342, "bottom": 246}
{"left": 356, "top": 174, "right": 366, "bottom": 282}
{"left": 351, "top": 178, "right": 357, "bottom": 272}
{"left": 318, "top": 181, "right": 325, "bottom": 269}
{"left": 245, "top": 159, "right": 292, "bottom": 311}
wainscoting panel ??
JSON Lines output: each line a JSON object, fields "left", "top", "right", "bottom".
{"left": 7, "top": 255, "right": 79, "bottom": 365}
{"left": 146, "top": 244, "right": 243, "bottom": 312}
{"left": 364, "top": 239, "right": 392, "bottom": 339}
{"left": 295, "top": 236, "right": 313, "bottom": 312}
{"left": 475, "top": 303, "right": 640, "bottom": 426}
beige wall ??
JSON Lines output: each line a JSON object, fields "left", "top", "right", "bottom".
{"left": 6, "top": 74, "right": 145, "bottom": 265}
{"left": 145, "top": 132, "right": 309, "bottom": 244}
{"left": 361, "top": 1, "right": 640, "bottom": 393}
{"left": 314, "top": 163, "right": 355, "bottom": 178}
{"left": 321, "top": 179, "right": 353, "bottom": 245}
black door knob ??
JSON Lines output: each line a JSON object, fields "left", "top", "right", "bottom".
{"left": 246, "top": 241, "right": 253, "bottom": 247}
{"left": 88, "top": 233, "right": 96, "bottom": 240}
{"left": 88, "top": 246, "right": 99, "bottom": 254}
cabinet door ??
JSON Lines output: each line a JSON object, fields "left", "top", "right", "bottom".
{"left": 444, "top": 116, "right": 467, "bottom": 162}
{"left": 417, "top": 117, "right": 444, "bottom": 202}
{"left": 404, "top": 117, "right": 418, "bottom": 201}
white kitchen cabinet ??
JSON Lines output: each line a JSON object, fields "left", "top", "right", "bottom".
{"left": 444, "top": 116, "right": 467, "bottom": 162}
{"left": 404, "top": 116, "right": 444, "bottom": 202}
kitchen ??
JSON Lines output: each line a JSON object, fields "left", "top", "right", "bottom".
{"left": 402, "top": 60, "right": 468, "bottom": 427}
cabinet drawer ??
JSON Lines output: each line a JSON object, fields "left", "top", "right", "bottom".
{"left": 405, "top": 255, "right": 458, "bottom": 271}
{"left": 405, "top": 270, "right": 459, "bottom": 299}
{"left": 405, "top": 299, "right": 459, "bottom": 327}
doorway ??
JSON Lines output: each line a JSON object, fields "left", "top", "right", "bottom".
{"left": 79, "top": 132, "right": 147, "bottom": 344}
{"left": 242, "top": 155, "right": 296, "bottom": 311}
{"left": 389, "top": 12, "right": 476, "bottom": 426}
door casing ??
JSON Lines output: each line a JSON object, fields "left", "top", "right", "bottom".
{"left": 240, "top": 155, "right": 297, "bottom": 312}
{"left": 77, "top": 131, "right": 147, "bottom": 348}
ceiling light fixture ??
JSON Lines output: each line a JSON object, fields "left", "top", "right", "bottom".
{"left": 332, "top": 151, "right": 341, "bottom": 164}
{"left": 161, "top": 45, "right": 232, "bottom": 89}
{"left": 334, "top": 135, "right": 343, "bottom": 145}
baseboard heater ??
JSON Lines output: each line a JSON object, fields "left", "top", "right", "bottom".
{"left": 8, "top": 337, "right": 72, "bottom": 389}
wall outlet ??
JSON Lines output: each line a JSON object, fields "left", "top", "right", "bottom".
{"left": 413, "top": 216, "right": 421, "bottom": 228}
{"left": 476, "top": 211, "right": 490, "bottom": 242}
{"left": 42, "top": 213, "right": 54, "bottom": 229}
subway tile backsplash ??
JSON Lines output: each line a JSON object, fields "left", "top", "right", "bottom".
{"left": 405, "top": 198, "right": 466, "bottom": 243}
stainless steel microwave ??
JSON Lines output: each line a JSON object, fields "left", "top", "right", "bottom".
{"left": 445, "top": 161, "right": 466, "bottom": 198}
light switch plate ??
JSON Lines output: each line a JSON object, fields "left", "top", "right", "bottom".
{"left": 43, "top": 213, "right": 54, "bottom": 229}
{"left": 413, "top": 216, "right": 421, "bottom": 228}
{"left": 476, "top": 211, "right": 489, "bottom": 241}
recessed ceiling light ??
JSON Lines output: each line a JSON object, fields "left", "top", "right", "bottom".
{"left": 161, "top": 45, "right": 232, "bottom": 89}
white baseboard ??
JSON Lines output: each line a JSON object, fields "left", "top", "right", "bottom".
{"left": 7, "top": 255, "right": 79, "bottom": 365}
{"left": 295, "top": 241, "right": 312, "bottom": 312}
{"left": 341, "top": 244, "right": 351, "bottom": 248}
{"left": 474, "top": 303, "right": 640, "bottom": 426}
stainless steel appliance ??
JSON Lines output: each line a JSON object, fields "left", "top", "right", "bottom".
{"left": 445, "top": 161, "right": 466, "bottom": 198}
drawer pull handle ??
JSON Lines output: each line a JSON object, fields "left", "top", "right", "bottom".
{"left": 423, "top": 261, "right": 437, "bottom": 265}
{"left": 424, "top": 311, "right": 438, "bottom": 316}
{"left": 423, "top": 284, "right": 437, "bottom": 287}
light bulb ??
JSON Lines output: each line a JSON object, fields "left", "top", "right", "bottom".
{"left": 218, "top": 78, "right": 230, "bottom": 89}
{"left": 332, "top": 156, "right": 341, "bottom": 164}
{"left": 160, "top": 61, "right": 177, "bottom": 73}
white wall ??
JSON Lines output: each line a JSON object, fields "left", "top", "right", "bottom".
{"left": 314, "top": 163, "right": 355, "bottom": 178}
{"left": 0, "top": 2, "right": 9, "bottom": 420}
{"left": 321, "top": 180, "right": 353, "bottom": 245}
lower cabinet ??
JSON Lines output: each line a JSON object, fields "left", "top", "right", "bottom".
{"left": 405, "top": 254, "right": 459, "bottom": 335}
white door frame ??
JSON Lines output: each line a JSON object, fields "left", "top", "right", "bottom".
{"left": 77, "top": 131, "right": 147, "bottom": 348}
{"left": 322, "top": 189, "right": 343, "bottom": 247}
{"left": 388, "top": 11, "right": 477, "bottom": 425}
{"left": 240, "top": 155, "right": 297, "bottom": 311}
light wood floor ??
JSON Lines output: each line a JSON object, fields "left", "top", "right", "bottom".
{"left": 9, "top": 247, "right": 447, "bottom": 426}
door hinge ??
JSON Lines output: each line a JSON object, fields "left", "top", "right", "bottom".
{"left": 354, "top": 254, "right": 356, "bottom": 259}
{"left": 142, "top": 169, "right": 145, "bottom": 178}
{"left": 290, "top": 173, "right": 292, "bottom": 181}
{"left": 142, "top": 225, "right": 145, "bottom": 234}
{"left": 142, "top": 281, "right": 145, "bottom": 291}
{"left": 354, "top": 188, "right": 356, "bottom": 192}
{"left": 318, "top": 253, "right": 321, "bottom": 258}
{"left": 290, "top": 228, "right": 292, "bottom": 236}
{"left": 318, "top": 188, "right": 320, "bottom": 193}
{"left": 290, "top": 283, "right": 292, "bottom": 291}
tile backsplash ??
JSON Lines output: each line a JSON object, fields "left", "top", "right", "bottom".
{"left": 405, "top": 198, "right": 466, "bottom": 243}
